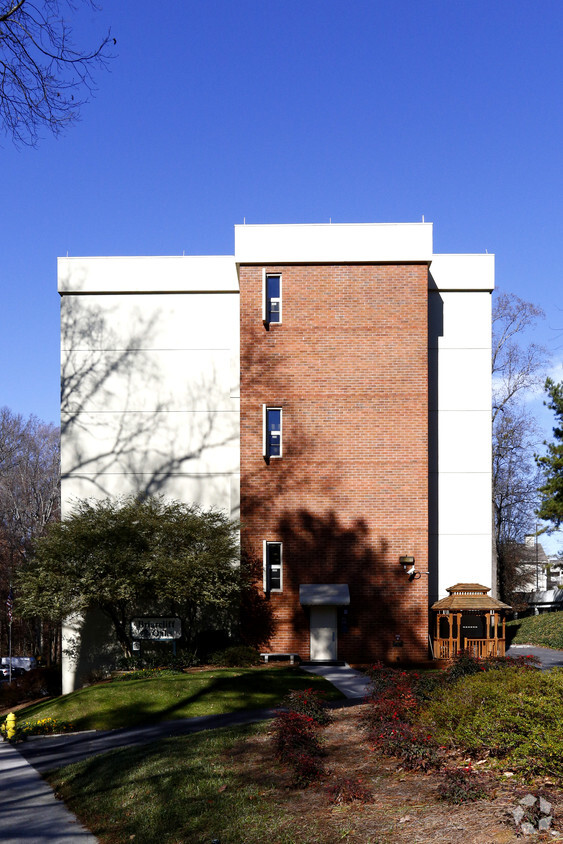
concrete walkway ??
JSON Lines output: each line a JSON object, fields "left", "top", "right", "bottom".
{"left": 0, "top": 739, "right": 98, "bottom": 843}
{"left": 301, "top": 662, "right": 371, "bottom": 698}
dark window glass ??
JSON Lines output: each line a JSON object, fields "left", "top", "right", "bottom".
{"left": 267, "top": 275, "right": 280, "bottom": 299}
{"left": 266, "top": 275, "right": 281, "bottom": 323}
{"left": 268, "top": 543, "right": 281, "bottom": 567}
{"left": 267, "top": 542, "right": 282, "bottom": 591}
{"left": 267, "top": 408, "right": 281, "bottom": 456}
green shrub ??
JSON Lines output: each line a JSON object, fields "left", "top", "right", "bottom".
{"left": 114, "top": 667, "right": 185, "bottom": 681}
{"left": 365, "top": 661, "right": 404, "bottom": 693}
{"left": 363, "top": 665, "right": 443, "bottom": 772}
{"left": 446, "top": 653, "right": 486, "bottom": 681}
{"left": 437, "top": 765, "right": 490, "bottom": 803}
{"left": 420, "top": 667, "right": 563, "bottom": 780}
{"left": 271, "top": 710, "right": 325, "bottom": 786}
{"left": 282, "top": 688, "right": 332, "bottom": 725}
{"left": 208, "top": 645, "right": 261, "bottom": 667}
{"left": 413, "top": 670, "right": 447, "bottom": 700}
{"left": 1, "top": 714, "right": 74, "bottom": 740}
{"left": 366, "top": 663, "right": 446, "bottom": 709}
{"left": 271, "top": 686, "right": 332, "bottom": 787}
{"left": 484, "top": 653, "right": 541, "bottom": 670}
{"left": 364, "top": 667, "right": 420, "bottom": 728}
{"left": 114, "top": 651, "right": 199, "bottom": 671}
{"left": 446, "top": 652, "right": 539, "bottom": 683}
{"left": 19, "top": 717, "right": 75, "bottom": 736}
{"left": 369, "top": 721, "right": 442, "bottom": 772}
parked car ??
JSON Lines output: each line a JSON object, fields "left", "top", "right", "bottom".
{"left": 0, "top": 665, "right": 26, "bottom": 678}
{"left": 1, "top": 656, "right": 37, "bottom": 672}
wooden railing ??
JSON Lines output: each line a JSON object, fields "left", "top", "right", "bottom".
{"left": 437, "top": 639, "right": 458, "bottom": 659}
{"left": 465, "top": 639, "right": 506, "bottom": 658}
{"left": 434, "top": 638, "right": 506, "bottom": 659}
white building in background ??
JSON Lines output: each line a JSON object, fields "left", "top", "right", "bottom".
{"left": 59, "top": 255, "right": 241, "bottom": 516}
{"left": 428, "top": 252, "right": 494, "bottom": 598}
{"left": 59, "top": 256, "right": 240, "bottom": 692}
{"left": 59, "top": 222, "right": 494, "bottom": 691}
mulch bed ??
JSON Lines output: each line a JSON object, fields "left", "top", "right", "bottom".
{"left": 226, "top": 703, "right": 563, "bottom": 843}
{"left": 0, "top": 696, "right": 52, "bottom": 717}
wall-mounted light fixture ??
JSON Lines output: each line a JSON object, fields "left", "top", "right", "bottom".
{"left": 399, "top": 555, "right": 420, "bottom": 581}
{"left": 399, "top": 555, "right": 415, "bottom": 569}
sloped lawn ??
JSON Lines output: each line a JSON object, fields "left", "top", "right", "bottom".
{"left": 9, "top": 667, "right": 342, "bottom": 731}
{"left": 44, "top": 659, "right": 563, "bottom": 843}
{"left": 47, "top": 703, "right": 562, "bottom": 844}
{"left": 507, "top": 612, "right": 563, "bottom": 649}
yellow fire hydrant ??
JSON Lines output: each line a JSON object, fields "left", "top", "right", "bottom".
{"left": 5, "top": 712, "right": 16, "bottom": 740}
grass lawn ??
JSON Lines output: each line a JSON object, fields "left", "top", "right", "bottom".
{"left": 506, "top": 612, "right": 563, "bottom": 650}
{"left": 507, "top": 611, "right": 563, "bottom": 649}
{"left": 14, "top": 667, "right": 342, "bottom": 732}
{"left": 42, "top": 661, "right": 563, "bottom": 844}
{"left": 47, "top": 724, "right": 291, "bottom": 844}
{"left": 47, "top": 698, "right": 561, "bottom": 844}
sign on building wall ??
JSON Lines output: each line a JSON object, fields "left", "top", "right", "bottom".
{"left": 131, "top": 618, "right": 182, "bottom": 640}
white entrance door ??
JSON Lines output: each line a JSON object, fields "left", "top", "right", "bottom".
{"left": 310, "top": 606, "right": 337, "bottom": 661}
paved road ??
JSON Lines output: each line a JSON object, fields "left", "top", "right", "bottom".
{"left": 17, "top": 706, "right": 280, "bottom": 774}
{"left": 506, "top": 643, "right": 563, "bottom": 669}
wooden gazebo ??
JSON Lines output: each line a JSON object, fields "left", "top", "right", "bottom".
{"left": 431, "top": 583, "right": 511, "bottom": 660}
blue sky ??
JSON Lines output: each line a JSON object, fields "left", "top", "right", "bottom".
{"left": 1, "top": 0, "right": 562, "bottom": 548}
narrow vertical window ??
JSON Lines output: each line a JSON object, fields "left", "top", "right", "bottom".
{"left": 263, "top": 541, "right": 283, "bottom": 592}
{"left": 263, "top": 406, "right": 282, "bottom": 458}
{"left": 263, "top": 272, "right": 281, "bottom": 324}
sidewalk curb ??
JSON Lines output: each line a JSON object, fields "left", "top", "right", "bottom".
{"left": 0, "top": 740, "right": 98, "bottom": 843}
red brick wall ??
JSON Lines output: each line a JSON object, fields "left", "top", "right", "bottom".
{"left": 240, "top": 263, "right": 429, "bottom": 663}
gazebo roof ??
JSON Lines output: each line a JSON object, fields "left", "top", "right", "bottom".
{"left": 431, "top": 583, "right": 511, "bottom": 612}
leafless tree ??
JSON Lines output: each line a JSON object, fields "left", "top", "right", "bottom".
{"left": 0, "top": 407, "right": 60, "bottom": 660}
{"left": 492, "top": 292, "right": 549, "bottom": 600}
{"left": 492, "top": 292, "right": 548, "bottom": 420}
{"left": 0, "top": 0, "right": 113, "bottom": 145}
{"left": 0, "top": 410, "right": 60, "bottom": 550}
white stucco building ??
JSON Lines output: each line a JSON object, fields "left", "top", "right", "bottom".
{"left": 59, "top": 222, "right": 494, "bottom": 690}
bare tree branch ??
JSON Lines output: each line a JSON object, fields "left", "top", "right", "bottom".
{"left": 492, "top": 291, "right": 550, "bottom": 600}
{"left": 0, "top": 0, "right": 114, "bottom": 145}
{"left": 0, "top": 408, "right": 60, "bottom": 560}
{"left": 492, "top": 291, "right": 548, "bottom": 422}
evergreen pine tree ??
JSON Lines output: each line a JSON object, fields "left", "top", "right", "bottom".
{"left": 536, "top": 378, "right": 563, "bottom": 528}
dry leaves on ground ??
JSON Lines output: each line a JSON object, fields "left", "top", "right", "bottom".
{"left": 225, "top": 704, "right": 563, "bottom": 844}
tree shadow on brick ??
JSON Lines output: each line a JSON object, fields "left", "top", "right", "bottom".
{"left": 239, "top": 549, "right": 276, "bottom": 649}
{"left": 271, "top": 508, "right": 428, "bottom": 665}
{"left": 239, "top": 279, "right": 429, "bottom": 665}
